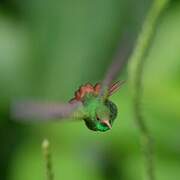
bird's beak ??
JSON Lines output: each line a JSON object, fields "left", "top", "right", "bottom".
{"left": 101, "top": 120, "right": 112, "bottom": 129}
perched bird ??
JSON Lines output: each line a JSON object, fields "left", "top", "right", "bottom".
{"left": 11, "top": 35, "right": 133, "bottom": 132}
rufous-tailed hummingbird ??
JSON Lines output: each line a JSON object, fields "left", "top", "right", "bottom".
{"left": 11, "top": 35, "right": 132, "bottom": 132}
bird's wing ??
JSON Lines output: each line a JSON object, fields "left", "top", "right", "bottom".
{"left": 99, "top": 33, "right": 134, "bottom": 98}
{"left": 108, "top": 80, "right": 126, "bottom": 96}
{"left": 11, "top": 100, "right": 84, "bottom": 122}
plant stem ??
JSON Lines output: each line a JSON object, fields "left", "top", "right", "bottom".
{"left": 42, "top": 139, "right": 54, "bottom": 180}
{"left": 128, "top": 0, "right": 169, "bottom": 180}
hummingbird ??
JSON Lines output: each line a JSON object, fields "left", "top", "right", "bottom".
{"left": 11, "top": 35, "right": 133, "bottom": 132}
{"left": 69, "top": 80, "right": 125, "bottom": 131}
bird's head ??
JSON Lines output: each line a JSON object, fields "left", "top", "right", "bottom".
{"left": 94, "top": 101, "right": 113, "bottom": 131}
{"left": 84, "top": 97, "right": 118, "bottom": 132}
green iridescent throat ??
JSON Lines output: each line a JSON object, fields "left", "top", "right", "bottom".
{"left": 82, "top": 94, "right": 118, "bottom": 132}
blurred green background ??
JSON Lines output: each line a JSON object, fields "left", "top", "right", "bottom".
{"left": 0, "top": 0, "right": 180, "bottom": 180}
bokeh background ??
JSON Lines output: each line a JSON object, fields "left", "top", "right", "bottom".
{"left": 0, "top": 0, "right": 180, "bottom": 180}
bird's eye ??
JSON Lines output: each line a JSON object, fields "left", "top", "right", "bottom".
{"left": 96, "top": 114, "right": 100, "bottom": 121}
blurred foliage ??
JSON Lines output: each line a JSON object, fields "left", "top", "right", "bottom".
{"left": 0, "top": 0, "right": 180, "bottom": 180}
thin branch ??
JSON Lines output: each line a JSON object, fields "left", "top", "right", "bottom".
{"left": 128, "top": 0, "right": 169, "bottom": 180}
{"left": 42, "top": 139, "right": 54, "bottom": 180}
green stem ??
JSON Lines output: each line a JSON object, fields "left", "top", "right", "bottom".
{"left": 128, "top": 0, "right": 169, "bottom": 180}
{"left": 42, "top": 139, "right": 54, "bottom": 180}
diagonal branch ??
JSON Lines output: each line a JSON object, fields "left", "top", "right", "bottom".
{"left": 100, "top": 33, "right": 134, "bottom": 98}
